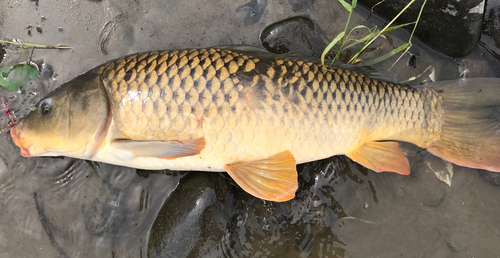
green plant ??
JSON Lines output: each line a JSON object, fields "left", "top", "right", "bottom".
{"left": 0, "top": 40, "right": 71, "bottom": 91}
{"left": 322, "top": 0, "right": 427, "bottom": 67}
{"left": 0, "top": 64, "right": 38, "bottom": 91}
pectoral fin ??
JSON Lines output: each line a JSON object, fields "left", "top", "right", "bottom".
{"left": 224, "top": 150, "right": 298, "bottom": 202}
{"left": 110, "top": 136, "right": 205, "bottom": 159}
{"left": 347, "top": 141, "right": 410, "bottom": 175}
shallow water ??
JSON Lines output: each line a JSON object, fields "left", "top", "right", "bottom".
{"left": 0, "top": 136, "right": 182, "bottom": 257}
{"left": 1, "top": 0, "right": 500, "bottom": 257}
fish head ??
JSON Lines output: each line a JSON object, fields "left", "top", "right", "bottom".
{"left": 11, "top": 73, "right": 111, "bottom": 158}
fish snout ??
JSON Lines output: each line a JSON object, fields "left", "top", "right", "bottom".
{"left": 10, "top": 126, "right": 32, "bottom": 157}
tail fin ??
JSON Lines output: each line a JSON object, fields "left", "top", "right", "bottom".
{"left": 426, "top": 78, "right": 500, "bottom": 172}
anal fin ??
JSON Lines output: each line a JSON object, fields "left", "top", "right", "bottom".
{"left": 347, "top": 141, "right": 410, "bottom": 175}
{"left": 110, "top": 136, "right": 205, "bottom": 159}
{"left": 224, "top": 150, "right": 298, "bottom": 202}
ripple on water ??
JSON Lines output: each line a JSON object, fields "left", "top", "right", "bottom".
{"left": 0, "top": 131, "right": 184, "bottom": 257}
{"left": 29, "top": 160, "right": 183, "bottom": 257}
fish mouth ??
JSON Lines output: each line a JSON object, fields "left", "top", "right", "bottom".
{"left": 10, "top": 126, "right": 33, "bottom": 157}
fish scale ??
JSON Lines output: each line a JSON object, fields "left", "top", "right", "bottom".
{"left": 93, "top": 47, "right": 438, "bottom": 170}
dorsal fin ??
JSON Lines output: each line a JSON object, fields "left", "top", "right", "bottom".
{"left": 218, "top": 45, "right": 398, "bottom": 83}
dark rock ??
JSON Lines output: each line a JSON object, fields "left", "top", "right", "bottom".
{"left": 260, "top": 16, "right": 326, "bottom": 57}
{"left": 147, "top": 172, "right": 240, "bottom": 258}
{"left": 357, "top": 0, "right": 486, "bottom": 58}
{"left": 480, "top": 0, "right": 500, "bottom": 60}
{"left": 147, "top": 158, "right": 354, "bottom": 257}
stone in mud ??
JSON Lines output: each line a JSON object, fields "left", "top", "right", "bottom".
{"left": 357, "top": 0, "right": 485, "bottom": 58}
{"left": 260, "top": 16, "right": 326, "bottom": 57}
{"left": 147, "top": 159, "right": 350, "bottom": 257}
{"left": 147, "top": 172, "right": 240, "bottom": 258}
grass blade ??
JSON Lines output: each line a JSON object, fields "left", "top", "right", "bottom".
{"left": 347, "top": 0, "right": 416, "bottom": 64}
{"left": 321, "top": 32, "right": 345, "bottom": 65}
{"left": 380, "top": 22, "right": 415, "bottom": 34}
{"left": 0, "top": 39, "right": 72, "bottom": 49}
{"left": 343, "top": 25, "right": 375, "bottom": 49}
{"left": 409, "top": 0, "right": 427, "bottom": 41}
{"left": 363, "top": 42, "right": 410, "bottom": 66}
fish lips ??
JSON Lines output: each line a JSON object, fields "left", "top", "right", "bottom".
{"left": 10, "top": 126, "right": 32, "bottom": 157}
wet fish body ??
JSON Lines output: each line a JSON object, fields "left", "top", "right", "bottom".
{"left": 94, "top": 48, "right": 432, "bottom": 170}
{"left": 11, "top": 47, "right": 500, "bottom": 202}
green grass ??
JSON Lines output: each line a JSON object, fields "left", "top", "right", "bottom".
{"left": 0, "top": 40, "right": 72, "bottom": 91}
{"left": 322, "top": 0, "right": 428, "bottom": 67}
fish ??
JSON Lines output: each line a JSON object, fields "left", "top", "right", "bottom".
{"left": 10, "top": 46, "right": 500, "bottom": 202}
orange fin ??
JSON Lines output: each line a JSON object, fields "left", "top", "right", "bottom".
{"left": 110, "top": 136, "right": 205, "bottom": 159}
{"left": 347, "top": 141, "right": 410, "bottom": 175}
{"left": 223, "top": 150, "right": 298, "bottom": 202}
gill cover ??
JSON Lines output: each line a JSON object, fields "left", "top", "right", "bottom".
{"left": 12, "top": 72, "right": 111, "bottom": 158}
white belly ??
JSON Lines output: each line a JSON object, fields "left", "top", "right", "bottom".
{"left": 91, "top": 143, "right": 226, "bottom": 172}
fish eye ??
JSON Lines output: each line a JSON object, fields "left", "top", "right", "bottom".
{"left": 40, "top": 99, "right": 52, "bottom": 115}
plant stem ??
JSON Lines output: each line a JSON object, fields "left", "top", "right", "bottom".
{"left": 348, "top": 0, "right": 416, "bottom": 64}
{"left": 0, "top": 40, "right": 72, "bottom": 49}
{"left": 336, "top": 9, "right": 354, "bottom": 60}
{"left": 409, "top": 0, "right": 427, "bottom": 42}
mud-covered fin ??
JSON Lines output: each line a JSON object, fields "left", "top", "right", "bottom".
{"left": 223, "top": 150, "right": 298, "bottom": 202}
{"left": 110, "top": 136, "right": 205, "bottom": 159}
{"left": 347, "top": 141, "right": 410, "bottom": 175}
{"left": 426, "top": 78, "right": 500, "bottom": 172}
